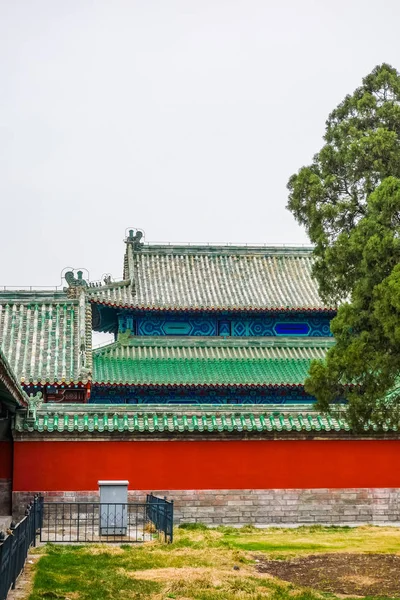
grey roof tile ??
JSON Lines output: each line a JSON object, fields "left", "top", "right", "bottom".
{"left": 88, "top": 244, "right": 333, "bottom": 311}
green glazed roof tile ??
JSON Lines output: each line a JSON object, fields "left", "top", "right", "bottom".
{"left": 0, "top": 296, "right": 92, "bottom": 384}
{"left": 14, "top": 403, "right": 395, "bottom": 434}
{"left": 92, "top": 337, "right": 334, "bottom": 386}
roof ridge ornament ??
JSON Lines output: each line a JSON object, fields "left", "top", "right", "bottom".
{"left": 126, "top": 228, "right": 144, "bottom": 250}
{"left": 64, "top": 269, "right": 89, "bottom": 299}
{"left": 25, "top": 391, "right": 43, "bottom": 425}
{"left": 64, "top": 270, "right": 88, "bottom": 288}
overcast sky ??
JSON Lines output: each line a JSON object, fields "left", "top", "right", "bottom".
{"left": 1, "top": 0, "right": 399, "bottom": 287}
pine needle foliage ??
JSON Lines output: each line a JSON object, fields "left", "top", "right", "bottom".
{"left": 287, "top": 64, "right": 400, "bottom": 430}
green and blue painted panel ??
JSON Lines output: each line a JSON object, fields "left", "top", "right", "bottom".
{"left": 118, "top": 312, "right": 332, "bottom": 337}
{"left": 90, "top": 385, "right": 315, "bottom": 405}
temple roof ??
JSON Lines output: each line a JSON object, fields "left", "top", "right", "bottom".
{"left": 88, "top": 241, "right": 333, "bottom": 312}
{"left": 0, "top": 294, "right": 92, "bottom": 384}
{"left": 0, "top": 232, "right": 334, "bottom": 390}
{"left": 14, "top": 403, "right": 395, "bottom": 434}
{"left": 93, "top": 337, "right": 333, "bottom": 387}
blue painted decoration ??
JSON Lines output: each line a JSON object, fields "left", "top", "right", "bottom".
{"left": 274, "top": 323, "right": 310, "bottom": 336}
{"left": 90, "top": 385, "right": 316, "bottom": 405}
{"left": 118, "top": 311, "right": 332, "bottom": 338}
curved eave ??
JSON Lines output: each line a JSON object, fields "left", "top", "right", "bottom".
{"left": 23, "top": 423, "right": 349, "bottom": 434}
{"left": 0, "top": 350, "right": 28, "bottom": 408}
{"left": 22, "top": 380, "right": 90, "bottom": 388}
{"left": 92, "top": 382, "right": 306, "bottom": 389}
{"left": 89, "top": 299, "right": 336, "bottom": 314}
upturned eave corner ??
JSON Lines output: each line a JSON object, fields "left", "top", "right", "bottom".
{"left": 0, "top": 348, "right": 28, "bottom": 409}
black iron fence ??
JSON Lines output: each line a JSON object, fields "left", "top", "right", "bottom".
{"left": 0, "top": 493, "right": 173, "bottom": 599}
{"left": 40, "top": 494, "right": 173, "bottom": 544}
{"left": 146, "top": 493, "right": 174, "bottom": 543}
{"left": 0, "top": 495, "right": 42, "bottom": 600}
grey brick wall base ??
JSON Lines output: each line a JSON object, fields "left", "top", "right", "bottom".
{"left": 12, "top": 488, "right": 400, "bottom": 525}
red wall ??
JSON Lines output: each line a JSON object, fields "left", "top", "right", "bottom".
{"left": 0, "top": 441, "right": 12, "bottom": 479}
{"left": 13, "top": 439, "right": 400, "bottom": 491}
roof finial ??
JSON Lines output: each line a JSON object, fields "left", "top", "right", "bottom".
{"left": 126, "top": 228, "right": 144, "bottom": 250}
{"left": 63, "top": 269, "right": 89, "bottom": 299}
{"left": 64, "top": 270, "right": 88, "bottom": 288}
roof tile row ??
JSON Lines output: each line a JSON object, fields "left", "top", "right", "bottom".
{"left": 88, "top": 245, "right": 332, "bottom": 312}
{"left": 15, "top": 403, "right": 397, "bottom": 434}
{"left": 16, "top": 404, "right": 354, "bottom": 433}
{"left": 93, "top": 338, "right": 333, "bottom": 386}
{"left": 0, "top": 298, "right": 90, "bottom": 383}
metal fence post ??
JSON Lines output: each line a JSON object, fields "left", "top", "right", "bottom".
{"left": 170, "top": 500, "right": 174, "bottom": 543}
{"left": 33, "top": 496, "right": 37, "bottom": 547}
{"left": 10, "top": 520, "right": 17, "bottom": 590}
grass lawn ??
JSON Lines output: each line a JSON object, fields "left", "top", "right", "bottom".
{"left": 26, "top": 524, "right": 400, "bottom": 600}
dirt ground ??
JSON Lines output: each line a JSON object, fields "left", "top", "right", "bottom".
{"left": 256, "top": 553, "right": 400, "bottom": 597}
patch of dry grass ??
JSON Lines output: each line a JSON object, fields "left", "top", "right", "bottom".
{"left": 26, "top": 525, "right": 400, "bottom": 599}
{"left": 215, "top": 524, "right": 400, "bottom": 557}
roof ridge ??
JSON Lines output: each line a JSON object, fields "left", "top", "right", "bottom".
{"left": 136, "top": 244, "right": 314, "bottom": 255}
{"left": 32, "top": 402, "right": 327, "bottom": 414}
{"left": 0, "top": 291, "right": 72, "bottom": 303}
